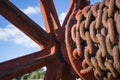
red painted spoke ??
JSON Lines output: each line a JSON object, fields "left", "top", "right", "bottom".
{"left": 0, "top": 0, "right": 51, "bottom": 46}
{"left": 56, "top": 0, "right": 75, "bottom": 42}
{"left": 39, "top": 0, "right": 61, "bottom": 35}
{"left": 62, "top": 0, "right": 74, "bottom": 28}
{"left": 61, "top": 66, "right": 76, "bottom": 80}
{"left": 62, "top": 0, "right": 90, "bottom": 27}
{"left": 44, "top": 64, "right": 76, "bottom": 80}
{"left": 44, "top": 60, "right": 63, "bottom": 80}
{"left": 0, "top": 47, "right": 56, "bottom": 80}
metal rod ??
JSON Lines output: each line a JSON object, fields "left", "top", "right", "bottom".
{"left": 39, "top": 0, "right": 61, "bottom": 35}
{"left": 0, "top": 47, "right": 55, "bottom": 80}
{"left": 0, "top": 0, "right": 51, "bottom": 47}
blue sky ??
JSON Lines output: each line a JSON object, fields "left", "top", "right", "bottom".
{"left": 0, "top": 0, "right": 101, "bottom": 63}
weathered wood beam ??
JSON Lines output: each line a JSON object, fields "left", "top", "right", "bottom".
{"left": 0, "top": 47, "right": 56, "bottom": 80}
{"left": 0, "top": 0, "right": 50, "bottom": 47}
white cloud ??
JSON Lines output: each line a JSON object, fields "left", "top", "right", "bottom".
{"left": 0, "top": 24, "right": 39, "bottom": 48}
{"left": 21, "top": 6, "right": 40, "bottom": 15}
{"left": 59, "top": 12, "right": 67, "bottom": 25}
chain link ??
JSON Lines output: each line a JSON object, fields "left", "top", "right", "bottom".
{"left": 65, "top": 0, "right": 120, "bottom": 79}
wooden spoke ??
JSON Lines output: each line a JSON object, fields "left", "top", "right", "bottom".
{"left": 0, "top": 0, "right": 51, "bottom": 46}
{"left": 39, "top": 0, "right": 61, "bottom": 35}
{"left": 0, "top": 47, "right": 56, "bottom": 80}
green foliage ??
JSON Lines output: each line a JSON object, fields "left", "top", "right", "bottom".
{"left": 13, "top": 68, "right": 46, "bottom": 80}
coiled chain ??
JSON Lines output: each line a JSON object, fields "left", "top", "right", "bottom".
{"left": 65, "top": 0, "right": 120, "bottom": 80}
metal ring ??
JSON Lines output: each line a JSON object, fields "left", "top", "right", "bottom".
{"left": 85, "top": 10, "right": 92, "bottom": 29}
{"left": 71, "top": 24, "right": 76, "bottom": 42}
{"left": 82, "top": 59, "right": 87, "bottom": 69}
{"left": 96, "top": 34, "right": 107, "bottom": 57}
{"left": 118, "top": 35, "right": 120, "bottom": 50}
{"left": 115, "top": 0, "right": 120, "bottom": 9}
{"left": 84, "top": 48, "right": 91, "bottom": 66}
{"left": 103, "top": 7, "right": 107, "bottom": 12}
{"left": 76, "top": 14, "right": 83, "bottom": 32}
{"left": 105, "top": 35, "right": 113, "bottom": 56}
{"left": 73, "top": 49, "right": 79, "bottom": 60}
{"left": 65, "top": 16, "right": 76, "bottom": 46}
{"left": 107, "top": 72, "right": 115, "bottom": 80}
{"left": 79, "top": 21, "right": 86, "bottom": 40}
{"left": 101, "top": 28, "right": 107, "bottom": 37}
{"left": 83, "top": 5, "right": 91, "bottom": 18}
{"left": 113, "top": 46, "right": 120, "bottom": 73}
{"left": 90, "top": 21, "right": 98, "bottom": 43}
{"left": 104, "top": 61, "right": 118, "bottom": 78}
{"left": 80, "top": 65, "right": 93, "bottom": 74}
{"left": 102, "top": 10, "right": 108, "bottom": 28}
{"left": 108, "top": 0, "right": 114, "bottom": 17}
{"left": 116, "top": 14, "right": 120, "bottom": 35}
{"left": 94, "top": 70, "right": 103, "bottom": 80}
{"left": 76, "top": 32, "right": 83, "bottom": 57}
{"left": 85, "top": 32, "right": 94, "bottom": 54}
{"left": 91, "top": 57, "right": 103, "bottom": 76}
{"left": 99, "top": 0, "right": 105, "bottom": 9}
{"left": 107, "top": 18, "right": 115, "bottom": 43}
{"left": 105, "top": 0, "right": 110, "bottom": 7}
{"left": 95, "top": 9, "right": 102, "bottom": 29}
{"left": 96, "top": 49, "right": 107, "bottom": 70}
{"left": 91, "top": 2, "right": 100, "bottom": 17}
{"left": 114, "top": 11, "right": 118, "bottom": 22}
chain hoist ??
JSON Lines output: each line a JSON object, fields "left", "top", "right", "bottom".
{"left": 65, "top": 0, "right": 120, "bottom": 79}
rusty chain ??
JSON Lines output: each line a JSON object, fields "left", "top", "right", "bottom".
{"left": 65, "top": 0, "right": 120, "bottom": 80}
